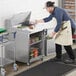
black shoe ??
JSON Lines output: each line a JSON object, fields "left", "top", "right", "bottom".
{"left": 51, "top": 57, "right": 62, "bottom": 62}
{"left": 63, "top": 59, "right": 75, "bottom": 64}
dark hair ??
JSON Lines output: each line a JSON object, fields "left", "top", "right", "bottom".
{"left": 46, "top": 1, "right": 55, "bottom": 7}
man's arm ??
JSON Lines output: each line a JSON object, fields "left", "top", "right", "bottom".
{"left": 50, "top": 12, "right": 63, "bottom": 37}
{"left": 35, "top": 14, "right": 53, "bottom": 24}
{"left": 43, "top": 14, "right": 53, "bottom": 22}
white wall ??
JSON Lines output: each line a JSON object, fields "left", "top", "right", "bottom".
{"left": 0, "top": 0, "right": 58, "bottom": 27}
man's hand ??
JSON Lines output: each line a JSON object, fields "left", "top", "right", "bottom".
{"left": 30, "top": 20, "right": 37, "bottom": 25}
{"left": 51, "top": 32, "right": 56, "bottom": 38}
{"left": 29, "top": 25, "right": 34, "bottom": 29}
{"left": 35, "top": 19, "right": 44, "bottom": 24}
{"left": 30, "top": 19, "right": 44, "bottom": 25}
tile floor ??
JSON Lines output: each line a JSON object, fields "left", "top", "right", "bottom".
{"left": 0, "top": 44, "right": 76, "bottom": 76}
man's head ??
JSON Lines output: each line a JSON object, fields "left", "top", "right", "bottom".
{"left": 44, "top": 1, "right": 55, "bottom": 13}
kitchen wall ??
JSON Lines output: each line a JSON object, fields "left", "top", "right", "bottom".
{"left": 0, "top": 0, "right": 58, "bottom": 27}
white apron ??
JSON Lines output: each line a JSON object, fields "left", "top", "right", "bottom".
{"left": 54, "top": 20, "right": 73, "bottom": 46}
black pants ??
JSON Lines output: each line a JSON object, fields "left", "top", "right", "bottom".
{"left": 55, "top": 44, "right": 75, "bottom": 60}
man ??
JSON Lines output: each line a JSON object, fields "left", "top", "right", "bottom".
{"left": 35, "top": 1, "right": 76, "bottom": 63}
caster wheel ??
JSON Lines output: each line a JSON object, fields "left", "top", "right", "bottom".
{"left": 1, "top": 68, "right": 6, "bottom": 76}
{"left": 27, "top": 62, "right": 30, "bottom": 66}
{"left": 41, "top": 58, "right": 43, "bottom": 61}
{"left": 13, "top": 63, "right": 18, "bottom": 71}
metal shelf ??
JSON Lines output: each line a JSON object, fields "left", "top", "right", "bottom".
{"left": 64, "top": 4, "right": 75, "bottom": 6}
{"left": 64, "top": 9, "right": 75, "bottom": 12}
{"left": 62, "top": 0, "right": 76, "bottom": 22}
{"left": 64, "top": 2, "right": 75, "bottom": 4}
{"left": 0, "top": 31, "right": 17, "bottom": 76}
{"left": 30, "top": 55, "right": 43, "bottom": 63}
{"left": 30, "top": 40, "right": 42, "bottom": 46}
